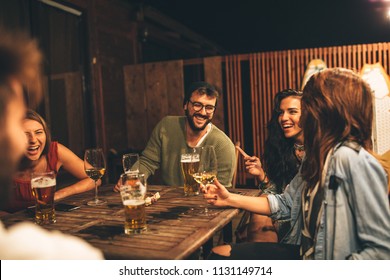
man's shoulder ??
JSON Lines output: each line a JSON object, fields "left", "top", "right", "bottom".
{"left": 207, "top": 124, "right": 234, "bottom": 148}
{"left": 158, "top": 116, "right": 183, "bottom": 125}
{"left": 210, "top": 124, "right": 233, "bottom": 140}
{"left": 153, "top": 116, "right": 184, "bottom": 131}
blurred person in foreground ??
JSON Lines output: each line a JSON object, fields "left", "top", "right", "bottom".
{"left": 114, "top": 81, "right": 236, "bottom": 190}
{"left": 205, "top": 68, "right": 390, "bottom": 259}
{"left": 2, "top": 109, "right": 98, "bottom": 213}
{"left": 0, "top": 28, "right": 103, "bottom": 259}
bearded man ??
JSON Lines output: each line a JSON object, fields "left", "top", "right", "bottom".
{"left": 139, "top": 82, "right": 236, "bottom": 187}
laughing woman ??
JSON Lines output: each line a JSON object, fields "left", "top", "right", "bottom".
{"left": 2, "top": 110, "right": 98, "bottom": 212}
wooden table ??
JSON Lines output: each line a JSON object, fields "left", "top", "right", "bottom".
{"left": 1, "top": 185, "right": 260, "bottom": 260}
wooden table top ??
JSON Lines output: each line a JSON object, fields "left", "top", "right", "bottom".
{"left": 1, "top": 185, "right": 260, "bottom": 260}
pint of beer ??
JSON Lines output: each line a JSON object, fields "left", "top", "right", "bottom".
{"left": 181, "top": 151, "right": 200, "bottom": 196}
{"left": 120, "top": 173, "right": 147, "bottom": 234}
{"left": 31, "top": 171, "right": 56, "bottom": 225}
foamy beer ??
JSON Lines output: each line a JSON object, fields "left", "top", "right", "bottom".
{"left": 181, "top": 150, "right": 200, "bottom": 196}
{"left": 31, "top": 171, "right": 56, "bottom": 225}
{"left": 120, "top": 173, "right": 147, "bottom": 234}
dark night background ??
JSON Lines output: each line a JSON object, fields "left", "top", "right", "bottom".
{"left": 144, "top": 0, "right": 390, "bottom": 54}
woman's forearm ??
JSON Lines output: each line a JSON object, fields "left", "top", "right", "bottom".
{"left": 55, "top": 178, "right": 99, "bottom": 200}
{"left": 226, "top": 193, "right": 272, "bottom": 216}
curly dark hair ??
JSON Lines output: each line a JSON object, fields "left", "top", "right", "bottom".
{"left": 263, "top": 89, "right": 303, "bottom": 193}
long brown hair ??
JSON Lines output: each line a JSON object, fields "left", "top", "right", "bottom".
{"left": 301, "top": 68, "right": 373, "bottom": 188}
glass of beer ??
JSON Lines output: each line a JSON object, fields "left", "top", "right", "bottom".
{"left": 120, "top": 172, "right": 147, "bottom": 234}
{"left": 31, "top": 171, "right": 56, "bottom": 225}
{"left": 181, "top": 147, "right": 200, "bottom": 196}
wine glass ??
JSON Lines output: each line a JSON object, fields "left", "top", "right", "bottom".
{"left": 84, "top": 148, "right": 106, "bottom": 206}
{"left": 192, "top": 146, "right": 217, "bottom": 214}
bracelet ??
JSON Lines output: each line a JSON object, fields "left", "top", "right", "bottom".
{"left": 258, "top": 180, "right": 269, "bottom": 191}
{"left": 259, "top": 172, "right": 268, "bottom": 183}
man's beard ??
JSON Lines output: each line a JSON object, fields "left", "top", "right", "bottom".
{"left": 0, "top": 135, "right": 18, "bottom": 209}
{"left": 185, "top": 109, "right": 212, "bottom": 131}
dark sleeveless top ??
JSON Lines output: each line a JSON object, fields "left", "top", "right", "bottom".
{"left": 4, "top": 142, "right": 59, "bottom": 213}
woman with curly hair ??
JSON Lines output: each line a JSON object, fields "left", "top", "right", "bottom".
{"left": 240, "top": 89, "right": 303, "bottom": 242}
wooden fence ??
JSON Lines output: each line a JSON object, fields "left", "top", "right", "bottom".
{"left": 124, "top": 42, "right": 390, "bottom": 186}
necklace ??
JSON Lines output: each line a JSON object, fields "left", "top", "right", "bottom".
{"left": 294, "top": 143, "right": 305, "bottom": 152}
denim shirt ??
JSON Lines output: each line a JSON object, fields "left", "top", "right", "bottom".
{"left": 267, "top": 143, "right": 390, "bottom": 259}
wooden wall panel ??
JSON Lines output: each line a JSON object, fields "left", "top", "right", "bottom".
{"left": 145, "top": 62, "right": 169, "bottom": 136}
{"left": 123, "top": 64, "right": 148, "bottom": 151}
{"left": 82, "top": 0, "right": 138, "bottom": 153}
{"left": 165, "top": 60, "right": 185, "bottom": 116}
{"left": 203, "top": 56, "right": 225, "bottom": 132}
{"left": 49, "top": 72, "right": 85, "bottom": 157}
{"left": 124, "top": 60, "right": 184, "bottom": 150}
{"left": 65, "top": 72, "right": 85, "bottom": 156}
{"left": 225, "top": 55, "right": 246, "bottom": 185}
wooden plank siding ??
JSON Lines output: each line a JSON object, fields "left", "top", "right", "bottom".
{"left": 203, "top": 56, "right": 225, "bottom": 131}
{"left": 123, "top": 41, "right": 390, "bottom": 186}
{"left": 123, "top": 64, "right": 148, "bottom": 151}
{"left": 123, "top": 60, "right": 184, "bottom": 151}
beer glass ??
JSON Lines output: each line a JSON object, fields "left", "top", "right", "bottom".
{"left": 180, "top": 147, "right": 200, "bottom": 196}
{"left": 122, "top": 153, "right": 140, "bottom": 174}
{"left": 120, "top": 172, "right": 147, "bottom": 234}
{"left": 31, "top": 171, "right": 56, "bottom": 225}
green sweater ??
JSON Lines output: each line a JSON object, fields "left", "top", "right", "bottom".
{"left": 139, "top": 116, "right": 236, "bottom": 187}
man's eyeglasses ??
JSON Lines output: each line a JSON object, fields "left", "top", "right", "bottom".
{"left": 188, "top": 100, "right": 216, "bottom": 114}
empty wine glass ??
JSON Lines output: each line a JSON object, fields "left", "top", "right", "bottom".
{"left": 122, "top": 153, "right": 139, "bottom": 174}
{"left": 192, "top": 145, "right": 217, "bottom": 214}
{"left": 84, "top": 148, "right": 106, "bottom": 206}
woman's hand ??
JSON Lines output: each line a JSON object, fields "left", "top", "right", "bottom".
{"left": 202, "top": 178, "right": 231, "bottom": 207}
{"left": 236, "top": 146, "right": 266, "bottom": 181}
{"left": 244, "top": 156, "right": 262, "bottom": 175}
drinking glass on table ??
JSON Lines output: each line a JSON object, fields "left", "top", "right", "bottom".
{"left": 31, "top": 171, "right": 56, "bottom": 225}
{"left": 192, "top": 145, "right": 218, "bottom": 214}
{"left": 122, "top": 153, "right": 139, "bottom": 174}
{"left": 84, "top": 148, "right": 106, "bottom": 206}
{"left": 120, "top": 172, "right": 147, "bottom": 234}
{"left": 180, "top": 147, "right": 201, "bottom": 196}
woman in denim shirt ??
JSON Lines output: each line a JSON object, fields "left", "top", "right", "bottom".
{"left": 206, "top": 68, "right": 390, "bottom": 259}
